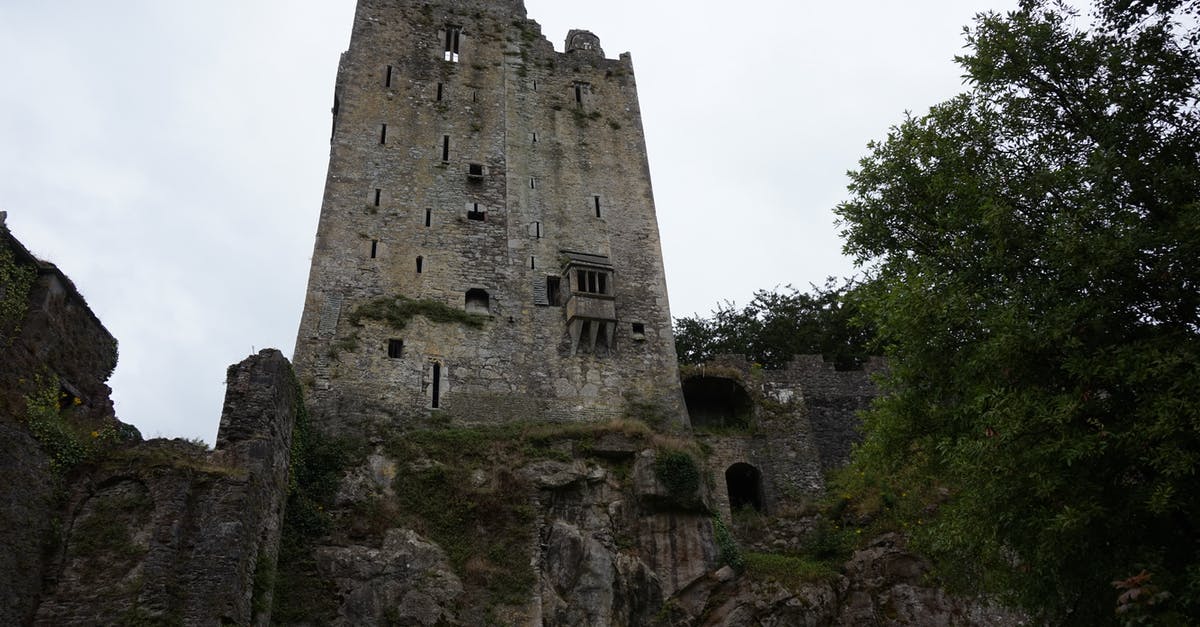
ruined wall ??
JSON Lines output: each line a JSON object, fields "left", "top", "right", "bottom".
{"left": 0, "top": 214, "right": 122, "bottom": 626}
{"left": 33, "top": 350, "right": 298, "bottom": 626}
{"left": 682, "top": 355, "right": 880, "bottom": 522}
{"left": 782, "top": 355, "right": 883, "bottom": 471}
{"left": 293, "top": 0, "right": 684, "bottom": 437}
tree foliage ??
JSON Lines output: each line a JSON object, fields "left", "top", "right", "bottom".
{"left": 835, "top": 0, "right": 1200, "bottom": 623}
{"left": 673, "top": 278, "right": 874, "bottom": 370}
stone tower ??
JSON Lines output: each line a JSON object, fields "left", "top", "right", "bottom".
{"left": 293, "top": 0, "right": 685, "bottom": 433}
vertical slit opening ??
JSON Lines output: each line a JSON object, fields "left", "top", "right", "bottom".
{"left": 442, "top": 135, "right": 450, "bottom": 161}
{"left": 385, "top": 65, "right": 393, "bottom": 87}
{"left": 431, "top": 362, "right": 441, "bottom": 408}
{"left": 594, "top": 195, "right": 601, "bottom": 217}
{"left": 416, "top": 256, "right": 423, "bottom": 273}
{"left": 425, "top": 208, "right": 432, "bottom": 227}
{"left": 374, "top": 188, "right": 381, "bottom": 206}
{"left": 380, "top": 124, "right": 388, "bottom": 144}
{"left": 370, "top": 239, "right": 378, "bottom": 259}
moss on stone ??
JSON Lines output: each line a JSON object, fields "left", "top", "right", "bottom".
{"left": 0, "top": 231, "right": 36, "bottom": 346}
{"left": 348, "top": 295, "right": 486, "bottom": 331}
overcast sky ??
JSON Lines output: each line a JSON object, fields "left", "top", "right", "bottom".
{"left": 0, "top": 0, "right": 1018, "bottom": 443}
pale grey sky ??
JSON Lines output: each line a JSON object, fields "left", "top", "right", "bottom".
{"left": 0, "top": 0, "right": 1016, "bottom": 443}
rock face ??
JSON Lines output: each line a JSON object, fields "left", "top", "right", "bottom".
{"left": 32, "top": 349, "right": 299, "bottom": 626}
{"left": 662, "top": 534, "right": 1026, "bottom": 627}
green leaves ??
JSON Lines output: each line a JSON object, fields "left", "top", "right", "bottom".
{"left": 836, "top": 0, "right": 1200, "bottom": 622}
{"left": 673, "top": 278, "right": 874, "bottom": 370}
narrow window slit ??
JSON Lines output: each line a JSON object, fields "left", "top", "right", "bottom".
{"left": 444, "top": 27, "right": 460, "bottom": 62}
{"left": 436, "top": 82, "right": 443, "bottom": 101}
{"left": 416, "top": 256, "right": 423, "bottom": 273}
{"left": 431, "top": 362, "right": 442, "bottom": 408}
{"left": 593, "top": 195, "right": 601, "bottom": 217}
{"left": 374, "top": 188, "right": 381, "bottom": 206}
{"left": 425, "top": 208, "right": 432, "bottom": 227}
{"left": 441, "top": 135, "right": 450, "bottom": 161}
{"left": 380, "top": 124, "right": 388, "bottom": 144}
{"left": 385, "top": 65, "right": 393, "bottom": 87}
{"left": 370, "top": 239, "right": 378, "bottom": 259}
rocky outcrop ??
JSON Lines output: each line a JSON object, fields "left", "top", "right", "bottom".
{"left": 317, "top": 528, "right": 464, "bottom": 626}
{"left": 668, "top": 533, "right": 1026, "bottom": 626}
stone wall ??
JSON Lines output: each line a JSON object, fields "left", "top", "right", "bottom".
{"left": 0, "top": 215, "right": 122, "bottom": 626}
{"left": 682, "top": 355, "right": 880, "bottom": 522}
{"left": 33, "top": 350, "right": 298, "bottom": 626}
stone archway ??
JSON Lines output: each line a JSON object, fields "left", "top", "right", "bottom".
{"left": 682, "top": 376, "right": 752, "bottom": 430}
{"left": 725, "top": 462, "right": 763, "bottom": 512}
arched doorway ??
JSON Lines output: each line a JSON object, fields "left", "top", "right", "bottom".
{"left": 725, "top": 462, "right": 763, "bottom": 512}
{"left": 682, "top": 376, "right": 752, "bottom": 430}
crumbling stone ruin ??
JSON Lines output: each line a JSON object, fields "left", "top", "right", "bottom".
{"left": 1, "top": 216, "right": 299, "bottom": 625}
{"left": 0, "top": 1, "right": 1029, "bottom": 624}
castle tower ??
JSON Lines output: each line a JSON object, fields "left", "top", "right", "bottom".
{"left": 293, "top": 0, "right": 685, "bottom": 433}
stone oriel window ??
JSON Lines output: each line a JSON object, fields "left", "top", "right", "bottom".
{"left": 575, "top": 268, "right": 608, "bottom": 295}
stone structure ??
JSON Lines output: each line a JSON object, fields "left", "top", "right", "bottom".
{"left": 681, "top": 355, "right": 883, "bottom": 522}
{"left": 292, "top": 0, "right": 685, "bottom": 434}
{"left": 32, "top": 350, "right": 298, "bottom": 626}
{"left": 0, "top": 213, "right": 122, "bottom": 626}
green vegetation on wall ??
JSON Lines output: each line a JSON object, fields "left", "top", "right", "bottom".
{"left": 24, "top": 375, "right": 122, "bottom": 473}
{"left": 654, "top": 449, "right": 701, "bottom": 509}
{"left": 349, "top": 295, "right": 486, "bottom": 331}
{"left": 271, "top": 373, "right": 357, "bottom": 624}
{"left": 0, "top": 232, "right": 36, "bottom": 346}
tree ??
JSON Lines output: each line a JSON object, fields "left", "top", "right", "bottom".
{"left": 673, "top": 278, "right": 873, "bottom": 370}
{"left": 835, "top": 0, "right": 1200, "bottom": 623}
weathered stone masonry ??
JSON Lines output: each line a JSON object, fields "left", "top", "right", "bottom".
{"left": 32, "top": 350, "right": 298, "bottom": 626}
{"left": 293, "top": 0, "right": 685, "bottom": 435}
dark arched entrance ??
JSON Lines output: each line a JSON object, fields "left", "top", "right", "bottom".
{"left": 682, "top": 376, "right": 752, "bottom": 430}
{"left": 725, "top": 463, "right": 763, "bottom": 512}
